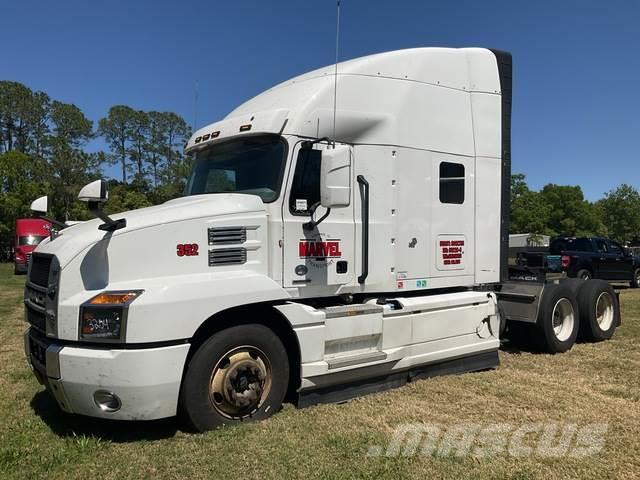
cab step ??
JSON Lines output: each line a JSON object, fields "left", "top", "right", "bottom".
{"left": 326, "top": 350, "right": 387, "bottom": 370}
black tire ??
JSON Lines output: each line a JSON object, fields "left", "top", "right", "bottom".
{"left": 577, "top": 280, "right": 619, "bottom": 342}
{"left": 497, "top": 301, "right": 507, "bottom": 339}
{"left": 631, "top": 268, "right": 640, "bottom": 288}
{"left": 536, "top": 284, "right": 580, "bottom": 353}
{"left": 180, "top": 324, "right": 289, "bottom": 432}
{"left": 576, "top": 269, "right": 592, "bottom": 281}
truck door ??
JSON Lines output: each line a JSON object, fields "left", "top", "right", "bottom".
{"left": 282, "top": 142, "right": 356, "bottom": 292}
{"left": 608, "top": 240, "right": 632, "bottom": 281}
{"left": 594, "top": 238, "right": 615, "bottom": 280}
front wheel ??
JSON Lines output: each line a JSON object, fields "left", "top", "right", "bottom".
{"left": 180, "top": 324, "right": 289, "bottom": 432}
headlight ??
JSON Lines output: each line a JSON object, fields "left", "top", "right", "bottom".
{"left": 79, "top": 290, "right": 143, "bottom": 342}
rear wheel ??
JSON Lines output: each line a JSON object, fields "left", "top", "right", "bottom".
{"left": 536, "top": 284, "right": 579, "bottom": 353}
{"left": 180, "top": 324, "right": 289, "bottom": 432}
{"left": 631, "top": 268, "right": 640, "bottom": 288}
{"left": 577, "top": 280, "right": 619, "bottom": 341}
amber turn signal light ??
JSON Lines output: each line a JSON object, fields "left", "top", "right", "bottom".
{"left": 88, "top": 291, "right": 142, "bottom": 305}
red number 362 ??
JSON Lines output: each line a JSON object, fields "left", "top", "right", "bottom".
{"left": 177, "top": 243, "right": 199, "bottom": 257}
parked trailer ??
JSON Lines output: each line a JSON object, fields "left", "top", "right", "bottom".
{"left": 23, "top": 48, "right": 620, "bottom": 431}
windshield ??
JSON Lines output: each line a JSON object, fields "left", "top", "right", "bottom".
{"left": 18, "top": 235, "right": 47, "bottom": 246}
{"left": 185, "top": 135, "right": 287, "bottom": 202}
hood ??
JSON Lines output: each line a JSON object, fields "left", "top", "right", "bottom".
{"left": 35, "top": 193, "right": 266, "bottom": 267}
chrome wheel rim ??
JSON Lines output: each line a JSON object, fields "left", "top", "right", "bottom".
{"left": 581, "top": 272, "right": 590, "bottom": 280}
{"left": 552, "top": 298, "right": 575, "bottom": 342}
{"left": 209, "top": 346, "right": 272, "bottom": 419}
{"left": 595, "top": 292, "right": 614, "bottom": 331}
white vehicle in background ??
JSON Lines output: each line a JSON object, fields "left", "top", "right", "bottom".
{"left": 23, "top": 48, "right": 620, "bottom": 431}
{"left": 509, "top": 233, "right": 550, "bottom": 248}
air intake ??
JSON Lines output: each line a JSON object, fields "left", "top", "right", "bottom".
{"left": 208, "top": 227, "right": 247, "bottom": 245}
{"left": 208, "top": 248, "right": 247, "bottom": 266}
{"left": 29, "top": 254, "right": 52, "bottom": 287}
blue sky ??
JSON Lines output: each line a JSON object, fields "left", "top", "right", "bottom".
{"left": 3, "top": 0, "right": 639, "bottom": 200}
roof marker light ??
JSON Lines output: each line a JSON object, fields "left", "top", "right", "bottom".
{"left": 239, "top": 124, "right": 252, "bottom": 132}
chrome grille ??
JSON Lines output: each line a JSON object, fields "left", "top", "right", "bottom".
{"left": 208, "top": 227, "right": 247, "bottom": 245}
{"left": 208, "top": 248, "right": 247, "bottom": 266}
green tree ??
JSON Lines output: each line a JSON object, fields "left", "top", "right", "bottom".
{"left": 145, "top": 111, "right": 191, "bottom": 200}
{"left": 103, "top": 182, "right": 153, "bottom": 214}
{"left": 511, "top": 189, "right": 551, "bottom": 234}
{"left": 0, "top": 81, "right": 50, "bottom": 155}
{"left": 159, "top": 112, "right": 190, "bottom": 184}
{"left": 98, "top": 105, "right": 136, "bottom": 183}
{"left": 597, "top": 184, "right": 640, "bottom": 243}
{"left": 47, "top": 101, "right": 97, "bottom": 221}
{"left": 539, "top": 184, "right": 606, "bottom": 237}
{"left": 510, "top": 173, "right": 529, "bottom": 201}
{"left": 0, "top": 151, "right": 48, "bottom": 247}
{"left": 128, "top": 110, "right": 149, "bottom": 180}
{"left": 146, "top": 111, "right": 165, "bottom": 187}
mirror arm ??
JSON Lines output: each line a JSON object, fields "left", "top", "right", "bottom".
{"left": 88, "top": 201, "right": 127, "bottom": 232}
{"left": 301, "top": 137, "right": 332, "bottom": 150}
{"left": 303, "top": 202, "right": 331, "bottom": 231}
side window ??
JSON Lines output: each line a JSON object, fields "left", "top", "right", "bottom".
{"left": 595, "top": 239, "right": 608, "bottom": 253}
{"left": 439, "top": 162, "right": 465, "bottom": 204}
{"left": 289, "top": 148, "right": 321, "bottom": 215}
{"left": 609, "top": 241, "right": 623, "bottom": 255}
{"left": 574, "top": 238, "right": 593, "bottom": 252}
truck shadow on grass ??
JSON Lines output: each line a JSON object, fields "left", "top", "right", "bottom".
{"left": 30, "top": 391, "right": 181, "bottom": 442}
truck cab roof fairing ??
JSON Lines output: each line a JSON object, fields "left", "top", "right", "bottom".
{"left": 187, "top": 48, "right": 502, "bottom": 157}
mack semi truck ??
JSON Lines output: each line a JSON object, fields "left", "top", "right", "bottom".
{"left": 23, "top": 48, "right": 620, "bottom": 431}
{"left": 13, "top": 218, "right": 52, "bottom": 274}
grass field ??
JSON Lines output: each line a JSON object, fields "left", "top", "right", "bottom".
{"left": 1, "top": 262, "right": 639, "bottom": 479}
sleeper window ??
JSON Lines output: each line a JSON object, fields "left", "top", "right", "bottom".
{"left": 439, "top": 162, "right": 465, "bottom": 204}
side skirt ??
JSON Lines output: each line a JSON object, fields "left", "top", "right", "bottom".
{"left": 296, "top": 350, "right": 499, "bottom": 408}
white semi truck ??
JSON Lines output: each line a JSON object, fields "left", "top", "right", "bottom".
{"left": 23, "top": 48, "right": 620, "bottom": 431}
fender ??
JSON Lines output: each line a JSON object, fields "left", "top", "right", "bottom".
{"left": 112, "top": 271, "right": 291, "bottom": 343}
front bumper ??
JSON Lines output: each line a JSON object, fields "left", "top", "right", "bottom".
{"left": 24, "top": 328, "right": 190, "bottom": 420}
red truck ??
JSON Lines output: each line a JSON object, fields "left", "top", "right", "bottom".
{"left": 14, "top": 218, "right": 51, "bottom": 274}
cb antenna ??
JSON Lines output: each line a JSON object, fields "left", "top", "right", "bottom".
{"left": 332, "top": 0, "right": 341, "bottom": 148}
